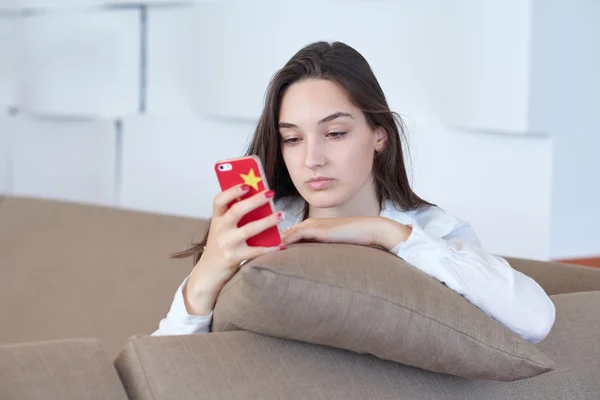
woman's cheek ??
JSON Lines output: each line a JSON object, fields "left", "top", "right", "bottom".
{"left": 347, "top": 143, "right": 373, "bottom": 178}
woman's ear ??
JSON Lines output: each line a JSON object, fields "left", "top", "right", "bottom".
{"left": 374, "top": 128, "right": 387, "bottom": 152}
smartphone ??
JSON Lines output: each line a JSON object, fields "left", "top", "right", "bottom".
{"left": 214, "top": 155, "right": 283, "bottom": 247}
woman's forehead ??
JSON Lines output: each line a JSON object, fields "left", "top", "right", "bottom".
{"left": 279, "top": 79, "right": 360, "bottom": 126}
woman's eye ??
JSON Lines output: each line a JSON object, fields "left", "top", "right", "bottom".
{"left": 327, "top": 131, "right": 347, "bottom": 139}
{"left": 283, "top": 137, "right": 300, "bottom": 144}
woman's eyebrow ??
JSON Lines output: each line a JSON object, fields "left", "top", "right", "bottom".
{"left": 278, "top": 112, "right": 354, "bottom": 129}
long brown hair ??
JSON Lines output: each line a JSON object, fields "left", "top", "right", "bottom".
{"left": 173, "top": 41, "right": 434, "bottom": 264}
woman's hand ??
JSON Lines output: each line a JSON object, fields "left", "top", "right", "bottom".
{"left": 184, "top": 183, "right": 285, "bottom": 316}
{"left": 283, "top": 216, "right": 412, "bottom": 251}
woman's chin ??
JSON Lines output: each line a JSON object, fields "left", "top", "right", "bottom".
{"left": 301, "top": 189, "right": 348, "bottom": 209}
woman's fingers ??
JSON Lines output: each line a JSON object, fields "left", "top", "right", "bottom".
{"left": 208, "top": 186, "right": 287, "bottom": 271}
{"left": 212, "top": 184, "right": 250, "bottom": 217}
{"left": 223, "top": 189, "right": 275, "bottom": 227}
{"left": 241, "top": 244, "right": 285, "bottom": 261}
{"left": 237, "top": 211, "right": 284, "bottom": 241}
{"left": 282, "top": 225, "right": 312, "bottom": 245}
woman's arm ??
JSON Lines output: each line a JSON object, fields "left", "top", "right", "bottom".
{"left": 386, "top": 208, "right": 556, "bottom": 344}
{"left": 152, "top": 275, "right": 213, "bottom": 336}
{"left": 284, "top": 206, "right": 556, "bottom": 343}
{"left": 154, "top": 185, "right": 287, "bottom": 336}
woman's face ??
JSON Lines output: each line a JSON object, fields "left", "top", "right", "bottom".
{"left": 278, "top": 79, "right": 386, "bottom": 209}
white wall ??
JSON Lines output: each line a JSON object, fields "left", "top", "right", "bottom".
{"left": 0, "top": 115, "right": 13, "bottom": 194}
{"left": 17, "top": 9, "right": 140, "bottom": 118}
{"left": 0, "top": 0, "right": 597, "bottom": 261}
{"left": 408, "top": 117, "right": 553, "bottom": 260}
{"left": 530, "top": 0, "right": 600, "bottom": 259}
{"left": 0, "top": 14, "right": 18, "bottom": 110}
{"left": 9, "top": 117, "right": 117, "bottom": 206}
{"left": 429, "top": 0, "right": 537, "bottom": 135}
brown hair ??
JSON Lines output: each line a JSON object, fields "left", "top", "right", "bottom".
{"left": 173, "top": 41, "right": 434, "bottom": 264}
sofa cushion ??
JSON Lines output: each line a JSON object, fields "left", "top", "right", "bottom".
{"left": 0, "top": 338, "right": 128, "bottom": 400}
{"left": 505, "top": 257, "right": 600, "bottom": 296}
{"left": 115, "top": 291, "right": 600, "bottom": 400}
{"left": 212, "top": 243, "right": 553, "bottom": 381}
{"left": 0, "top": 195, "right": 205, "bottom": 359}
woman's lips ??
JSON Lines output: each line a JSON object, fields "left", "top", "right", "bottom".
{"left": 306, "top": 178, "right": 335, "bottom": 190}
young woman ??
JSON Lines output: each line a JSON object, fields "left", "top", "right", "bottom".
{"left": 153, "top": 41, "right": 555, "bottom": 343}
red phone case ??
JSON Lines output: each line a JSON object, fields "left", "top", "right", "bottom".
{"left": 214, "top": 156, "right": 282, "bottom": 248}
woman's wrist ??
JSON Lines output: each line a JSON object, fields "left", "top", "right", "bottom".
{"left": 375, "top": 217, "right": 412, "bottom": 251}
{"left": 184, "top": 261, "right": 231, "bottom": 316}
{"left": 183, "top": 280, "right": 217, "bottom": 316}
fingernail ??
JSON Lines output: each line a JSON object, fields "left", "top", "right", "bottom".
{"left": 277, "top": 211, "right": 285, "bottom": 221}
{"left": 240, "top": 184, "right": 249, "bottom": 191}
{"left": 279, "top": 244, "right": 287, "bottom": 250}
{"left": 264, "top": 190, "right": 275, "bottom": 199}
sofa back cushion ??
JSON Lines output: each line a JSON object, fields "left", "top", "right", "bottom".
{"left": 115, "top": 291, "right": 600, "bottom": 400}
{"left": 505, "top": 257, "right": 600, "bottom": 296}
{"left": 211, "top": 243, "right": 553, "bottom": 381}
{"left": 0, "top": 338, "right": 128, "bottom": 400}
{"left": 0, "top": 196, "right": 204, "bottom": 358}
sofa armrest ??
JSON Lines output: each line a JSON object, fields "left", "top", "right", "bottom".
{"left": 0, "top": 338, "right": 128, "bottom": 400}
{"left": 505, "top": 257, "right": 600, "bottom": 296}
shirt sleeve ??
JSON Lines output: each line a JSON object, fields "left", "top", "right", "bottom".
{"left": 389, "top": 210, "right": 556, "bottom": 344}
{"left": 152, "top": 275, "right": 213, "bottom": 336}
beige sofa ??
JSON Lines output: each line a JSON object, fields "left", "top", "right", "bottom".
{"left": 1, "top": 195, "right": 599, "bottom": 399}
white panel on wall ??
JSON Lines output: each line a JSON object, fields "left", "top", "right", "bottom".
{"left": 18, "top": 9, "right": 140, "bottom": 118}
{"left": 429, "top": 0, "right": 536, "bottom": 135}
{"left": 182, "top": 0, "right": 436, "bottom": 121}
{"left": 11, "top": 117, "right": 117, "bottom": 206}
{"left": 0, "top": 1, "right": 100, "bottom": 9}
{"left": 543, "top": 0, "right": 600, "bottom": 260}
{"left": 0, "top": 115, "right": 13, "bottom": 194}
{"left": 113, "top": 1, "right": 207, "bottom": 5}
{"left": 408, "top": 118, "right": 553, "bottom": 260}
{"left": 0, "top": 0, "right": 20, "bottom": 9}
{"left": 120, "top": 115, "right": 254, "bottom": 218}
{"left": 0, "top": 1, "right": 210, "bottom": 10}
{"left": 0, "top": 14, "right": 19, "bottom": 110}
{"left": 145, "top": 6, "right": 197, "bottom": 116}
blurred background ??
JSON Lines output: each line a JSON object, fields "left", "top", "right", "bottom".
{"left": 0, "top": 0, "right": 598, "bottom": 263}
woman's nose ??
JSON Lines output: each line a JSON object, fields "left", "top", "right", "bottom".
{"left": 304, "top": 138, "right": 326, "bottom": 170}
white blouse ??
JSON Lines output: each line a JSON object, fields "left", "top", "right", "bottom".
{"left": 153, "top": 197, "right": 556, "bottom": 343}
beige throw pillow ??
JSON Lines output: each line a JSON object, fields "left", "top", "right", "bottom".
{"left": 212, "top": 243, "right": 554, "bottom": 381}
